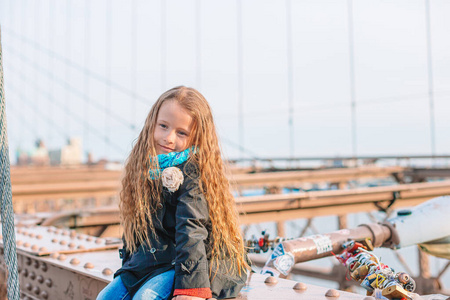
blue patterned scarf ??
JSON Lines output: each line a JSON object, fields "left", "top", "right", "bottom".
{"left": 148, "top": 147, "right": 193, "bottom": 179}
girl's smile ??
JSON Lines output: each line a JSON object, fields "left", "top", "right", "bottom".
{"left": 154, "top": 100, "right": 193, "bottom": 155}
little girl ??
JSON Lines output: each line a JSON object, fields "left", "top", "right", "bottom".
{"left": 97, "top": 86, "right": 249, "bottom": 300}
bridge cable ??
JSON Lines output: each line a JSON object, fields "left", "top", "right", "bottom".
{"left": 0, "top": 27, "right": 21, "bottom": 300}
{"left": 2, "top": 28, "right": 152, "bottom": 107}
{"left": 5, "top": 46, "right": 136, "bottom": 131}
{"left": 7, "top": 66, "right": 126, "bottom": 155}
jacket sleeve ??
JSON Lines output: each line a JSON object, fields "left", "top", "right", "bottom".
{"left": 173, "top": 166, "right": 212, "bottom": 297}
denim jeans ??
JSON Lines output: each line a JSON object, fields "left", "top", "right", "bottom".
{"left": 97, "top": 269, "right": 175, "bottom": 300}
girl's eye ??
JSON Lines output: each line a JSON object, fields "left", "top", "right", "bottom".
{"left": 159, "top": 124, "right": 168, "bottom": 129}
{"left": 178, "top": 131, "right": 187, "bottom": 136}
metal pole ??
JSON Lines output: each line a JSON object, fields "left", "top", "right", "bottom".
{"left": 425, "top": 0, "right": 436, "bottom": 157}
{"left": 237, "top": 0, "right": 244, "bottom": 159}
{"left": 286, "top": 0, "right": 294, "bottom": 159}
{"left": 347, "top": 0, "right": 357, "bottom": 159}
{"left": 0, "top": 26, "right": 21, "bottom": 300}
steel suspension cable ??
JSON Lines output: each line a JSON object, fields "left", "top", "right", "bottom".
{"left": 0, "top": 27, "right": 20, "bottom": 300}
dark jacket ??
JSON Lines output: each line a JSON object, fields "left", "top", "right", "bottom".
{"left": 115, "top": 160, "right": 247, "bottom": 299}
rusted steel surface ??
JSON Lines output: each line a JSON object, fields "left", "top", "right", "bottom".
{"left": 230, "top": 166, "right": 405, "bottom": 188}
{"left": 238, "top": 180, "right": 450, "bottom": 224}
{"left": 17, "top": 180, "right": 450, "bottom": 232}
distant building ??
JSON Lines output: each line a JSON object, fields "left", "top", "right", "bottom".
{"left": 49, "top": 138, "right": 82, "bottom": 165}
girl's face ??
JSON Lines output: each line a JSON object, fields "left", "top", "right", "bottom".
{"left": 153, "top": 100, "right": 194, "bottom": 155}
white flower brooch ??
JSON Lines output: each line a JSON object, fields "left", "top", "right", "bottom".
{"left": 161, "top": 167, "right": 184, "bottom": 192}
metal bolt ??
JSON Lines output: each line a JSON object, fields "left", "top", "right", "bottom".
{"left": 264, "top": 276, "right": 278, "bottom": 285}
{"left": 37, "top": 234, "right": 43, "bottom": 239}
{"left": 58, "top": 254, "right": 67, "bottom": 261}
{"left": 32, "top": 286, "right": 40, "bottom": 295}
{"left": 29, "top": 233, "right": 35, "bottom": 238}
{"left": 39, "top": 247, "right": 48, "bottom": 252}
{"left": 86, "top": 237, "right": 93, "bottom": 242}
{"left": 34, "top": 260, "right": 40, "bottom": 269}
{"left": 70, "top": 258, "right": 80, "bottom": 265}
{"left": 78, "top": 245, "right": 86, "bottom": 250}
{"left": 17, "top": 240, "right": 23, "bottom": 246}
{"left": 45, "top": 278, "right": 53, "bottom": 287}
{"left": 293, "top": 282, "right": 307, "bottom": 290}
{"left": 26, "top": 257, "right": 32, "bottom": 265}
{"left": 325, "top": 289, "right": 340, "bottom": 297}
{"left": 95, "top": 239, "right": 103, "bottom": 244}
{"left": 30, "top": 272, "right": 36, "bottom": 280}
{"left": 51, "top": 238, "right": 58, "bottom": 243}
{"left": 41, "top": 290, "right": 49, "bottom": 299}
{"left": 68, "top": 242, "right": 76, "bottom": 249}
{"left": 84, "top": 262, "right": 95, "bottom": 269}
{"left": 62, "top": 231, "right": 69, "bottom": 236}
{"left": 24, "top": 242, "right": 31, "bottom": 247}
{"left": 23, "top": 269, "right": 29, "bottom": 277}
{"left": 70, "top": 231, "right": 77, "bottom": 238}
{"left": 50, "top": 253, "right": 59, "bottom": 259}
{"left": 59, "top": 240, "right": 67, "bottom": 245}
{"left": 47, "top": 228, "right": 53, "bottom": 233}
{"left": 31, "top": 245, "right": 39, "bottom": 251}
{"left": 37, "top": 275, "right": 44, "bottom": 284}
{"left": 25, "top": 283, "right": 32, "bottom": 291}
{"left": 102, "top": 268, "right": 113, "bottom": 276}
{"left": 41, "top": 263, "right": 48, "bottom": 272}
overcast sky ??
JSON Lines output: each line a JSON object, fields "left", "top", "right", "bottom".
{"left": 1, "top": 0, "right": 449, "bottom": 162}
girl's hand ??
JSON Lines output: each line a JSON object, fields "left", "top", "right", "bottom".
{"left": 172, "top": 296, "right": 211, "bottom": 300}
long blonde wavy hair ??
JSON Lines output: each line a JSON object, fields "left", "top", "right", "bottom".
{"left": 120, "top": 86, "right": 248, "bottom": 274}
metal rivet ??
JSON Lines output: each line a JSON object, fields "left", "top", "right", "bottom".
{"left": 95, "top": 239, "right": 103, "bottom": 244}
{"left": 24, "top": 242, "right": 31, "bottom": 247}
{"left": 59, "top": 240, "right": 67, "bottom": 245}
{"left": 32, "top": 286, "right": 40, "bottom": 295}
{"left": 37, "top": 275, "right": 44, "bottom": 284}
{"left": 325, "top": 289, "right": 340, "bottom": 297}
{"left": 26, "top": 257, "right": 32, "bottom": 265}
{"left": 84, "top": 262, "right": 95, "bottom": 269}
{"left": 37, "top": 234, "right": 43, "bottom": 239}
{"left": 293, "top": 282, "right": 307, "bottom": 290}
{"left": 45, "top": 279, "right": 53, "bottom": 287}
{"left": 102, "top": 268, "right": 113, "bottom": 276}
{"left": 31, "top": 245, "right": 39, "bottom": 251}
{"left": 41, "top": 290, "right": 49, "bottom": 299}
{"left": 86, "top": 237, "right": 93, "bottom": 242}
{"left": 51, "top": 238, "right": 58, "bottom": 243}
{"left": 47, "top": 228, "right": 53, "bottom": 233}
{"left": 70, "top": 231, "right": 77, "bottom": 238}
{"left": 23, "top": 269, "right": 29, "bottom": 277}
{"left": 264, "top": 276, "right": 278, "bottom": 285}
{"left": 50, "top": 253, "right": 59, "bottom": 259}
{"left": 25, "top": 283, "right": 32, "bottom": 291}
{"left": 77, "top": 245, "right": 86, "bottom": 250}
{"left": 70, "top": 258, "right": 80, "bottom": 265}
{"left": 30, "top": 272, "right": 36, "bottom": 280}
{"left": 17, "top": 240, "right": 23, "bottom": 246}
{"left": 68, "top": 242, "right": 76, "bottom": 249}
{"left": 41, "top": 263, "right": 48, "bottom": 272}
{"left": 29, "top": 233, "right": 35, "bottom": 238}
{"left": 77, "top": 235, "right": 84, "bottom": 240}
{"left": 0, "top": 235, "right": 2, "bottom": 239}
{"left": 39, "top": 247, "right": 48, "bottom": 252}
{"left": 34, "top": 260, "right": 40, "bottom": 269}
{"left": 58, "top": 254, "right": 67, "bottom": 261}
{"left": 62, "top": 231, "right": 69, "bottom": 236}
